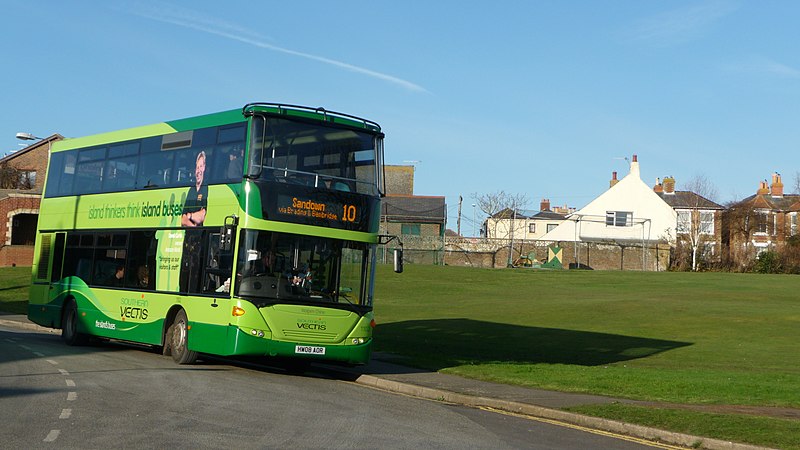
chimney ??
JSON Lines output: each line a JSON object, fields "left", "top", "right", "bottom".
{"left": 663, "top": 176, "right": 675, "bottom": 194}
{"left": 771, "top": 172, "right": 784, "bottom": 197}
{"left": 757, "top": 180, "right": 770, "bottom": 195}
{"left": 540, "top": 198, "right": 551, "bottom": 211}
{"left": 610, "top": 171, "right": 618, "bottom": 188}
{"left": 629, "top": 154, "right": 640, "bottom": 178}
{"left": 653, "top": 178, "right": 663, "bottom": 193}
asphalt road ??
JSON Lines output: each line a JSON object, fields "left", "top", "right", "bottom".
{"left": 0, "top": 325, "right": 663, "bottom": 449}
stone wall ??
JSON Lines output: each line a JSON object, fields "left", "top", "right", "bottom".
{"left": 442, "top": 238, "right": 671, "bottom": 271}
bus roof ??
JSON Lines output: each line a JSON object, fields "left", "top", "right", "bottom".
{"left": 52, "top": 103, "right": 381, "bottom": 153}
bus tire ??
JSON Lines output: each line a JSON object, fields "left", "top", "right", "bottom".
{"left": 62, "top": 300, "right": 87, "bottom": 346}
{"left": 170, "top": 310, "right": 198, "bottom": 365}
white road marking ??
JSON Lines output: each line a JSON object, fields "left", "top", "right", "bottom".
{"left": 43, "top": 430, "right": 60, "bottom": 442}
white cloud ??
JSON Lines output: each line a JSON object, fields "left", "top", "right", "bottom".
{"left": 626, "top": 0, "right": 739, "bottom": 46}
{"left": 726, "top": 57, "right": 800, "bottom": 79}
{"left": 120, "top": 3, "right": 428, "bottom": 93}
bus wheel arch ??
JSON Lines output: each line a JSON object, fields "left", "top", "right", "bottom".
{"left": 166, "top": 308, "right": 198, "bottom": 365}
{"left": 61, "top": 297, "right": 87, "bottom": 346}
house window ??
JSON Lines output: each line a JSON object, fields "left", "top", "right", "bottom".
{"left": 547, "top": 223, "right": 557, "bottom": 233}
{"left": 755, "top": 212, "right": 769, "bottom": 234}
{"left": 699, "top": 212, "right": 714, "bottom": 235}
{"left": 19, "top": 170, "right": 36, "bottom": 189}
{"left": 401, "top": 224, "right": 421, "bottom": 236}
{"left": 791, "top": 213, "right": 798, "bottom": 236}
{"left": 528, "top": 223, "right": 536, "bottom": 233}
{"left": 676, "top": 211, "right": 691, "bottom": 233}
{"left": 606, "top": 211, "right": 633, "bottom": 227}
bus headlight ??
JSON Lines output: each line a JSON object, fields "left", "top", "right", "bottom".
{"left": 250, "top": 329, "right": 265, "bottom": 338}
{"left": 352, "top": 338, "right": 365, "bottom": 345}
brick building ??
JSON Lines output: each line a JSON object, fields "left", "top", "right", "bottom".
{"left": 724, "top": 173, "right": 800, "bottom": 265}
{"left": 0, "top": 134, "right": 62, "bottom": 267}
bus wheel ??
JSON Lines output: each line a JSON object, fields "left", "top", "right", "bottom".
{"left": 62, "top": 300, "right": 87, "bottom": 346}
{"left": 170, "top": 310, "right": 198, "bottom": 365}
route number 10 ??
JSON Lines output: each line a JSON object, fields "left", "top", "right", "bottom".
{"left": 342, "top": 205, "right": 357, "bottom": 222}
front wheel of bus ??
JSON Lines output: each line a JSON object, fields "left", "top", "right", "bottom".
{"left": 62, "top": 300, "right": 87, "bottom": 346}
{"left": 170, "top": 310, "right": 198, "bottom": 365}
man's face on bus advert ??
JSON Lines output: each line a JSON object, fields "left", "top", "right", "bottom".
{"left": 196, "top": 154, "right": 206, "bottom": 187}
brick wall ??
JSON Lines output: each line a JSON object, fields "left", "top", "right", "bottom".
{"left": 0, "top": 195, "right": 40, "bottom": 267}
{"left": 0, "top": 244, "right": 34, "bottom": 268}
{"left": 444, "top": 238, "right": 671, "bottom": 271}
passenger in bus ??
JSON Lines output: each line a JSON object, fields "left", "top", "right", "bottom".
{"left": 136, "top": 266, "right": 150, "bottom": 288}
{"left": 226, "top": 147, "right": 244, "bottom": 179}
{"left": 110, "top": 265, "right": 125, "bottom": 287}
{"left": 181, "top": 150, "right": 208, "bottom": 227}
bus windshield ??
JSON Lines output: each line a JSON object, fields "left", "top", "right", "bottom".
{"left": 235, "top": 230, "right": 372, "bottom": 307}
{"left": 248, "top": 115, "right": 382, "bottom": 196}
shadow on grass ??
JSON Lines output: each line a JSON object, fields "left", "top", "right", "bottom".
{"left": 375, "top": 319, "right": 691, "bottom": 370}
{"left": 0, "top": 300, "right": 28, "bottom": 315}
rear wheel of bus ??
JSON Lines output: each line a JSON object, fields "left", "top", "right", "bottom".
{"left": 168, "top": 309, "right": 198, "bottom": 365}
{"left": 61, "top": 299, "right": 87, "bottom": 346}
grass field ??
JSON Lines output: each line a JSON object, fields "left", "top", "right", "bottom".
{"left": 0, "top": 266, "right": 32, "bottom": 314}
{"left": 371, "top": 264, "right": 800, "bottom": 448}
{"left": 2, "top": 264, "right": 798, "bottom": 447}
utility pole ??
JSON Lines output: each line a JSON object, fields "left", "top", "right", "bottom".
{"left": 507, "top": 200, "right": 516, "bottom": 267}
{"left": 457, "top": 196, "right": 462, "bottom": 236}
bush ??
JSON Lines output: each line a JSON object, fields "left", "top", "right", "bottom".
{"left": 753, "top": 251, "right": 782, "bottom": 274}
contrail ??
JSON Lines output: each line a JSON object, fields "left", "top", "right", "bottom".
{"left": 124, "top": 3, "right": 427, "bottom": 93}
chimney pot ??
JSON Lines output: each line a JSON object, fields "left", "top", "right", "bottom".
{"left": 610, "top": 171, "right": 619, "bottom": 188}
{"left": 632, "top": 154, "right": 638, "bottom": 162}
{"left": 770, "top": 172, "right": 784, "bottom": 197}
{"left": 663, "top": 176, "right": 675, "bottom": 194}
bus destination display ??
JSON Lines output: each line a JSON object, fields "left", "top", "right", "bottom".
{"left": 276, "top": 194, "right": 360, "bottom": 224}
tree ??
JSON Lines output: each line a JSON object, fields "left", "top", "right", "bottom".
{"left": 723, "top": 198, "right": 760, "bottom": 271}
{"left": 793, "top": 171, "right": 800, "bottom": 195}
{"left": 470, "top": 191, "right": 529, "bottom": 239}
{"left": 678, "top": 175, "right": 719, "bottom": 271}
{"left": 0, "top": 162, "right": 33, "bottom": 190}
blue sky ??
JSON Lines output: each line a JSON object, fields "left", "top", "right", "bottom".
{"left": 2, "top": 1, "right": 799, "bottom": 232}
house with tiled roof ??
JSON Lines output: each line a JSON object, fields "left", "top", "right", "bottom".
{"left": 653, "top": 176, "right": 725, "bottom": 270}
{"left": 724, "top": 173, "right": 800, "bottom": 262}
{"left": 381, "top": 165, "right": 446, "bottom": 243}
{"left": 485, "top": 199, "right": 568, "bottom": 240}
{"left": 0, "top": 134, "right": 63, "bottom": 267}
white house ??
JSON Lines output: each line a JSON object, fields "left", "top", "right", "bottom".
{"left": 484, "top": 199, "right": 568, "bottom": 240}
{"left": 542, "top": 155, "right": 677, "bottom": 245}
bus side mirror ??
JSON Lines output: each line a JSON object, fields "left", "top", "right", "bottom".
{"left": 393, "top": 248, "right": 404, "bottom": 273}
{"left": 220, "top": 215, "right": 238, "bottom": 251}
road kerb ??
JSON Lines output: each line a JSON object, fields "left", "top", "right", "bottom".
{"left": 354, "top": 374, "right": 773, "bottom": 450}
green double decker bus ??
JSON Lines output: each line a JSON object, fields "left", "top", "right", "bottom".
{"left": 29, "top": 102, "right": 394, "bottom": 366}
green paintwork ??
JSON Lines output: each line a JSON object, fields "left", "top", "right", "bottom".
{"left": 52, "top": 109, "right": 246, "bottom": 153}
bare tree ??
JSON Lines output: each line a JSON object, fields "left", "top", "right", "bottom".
{"left": 470, "top": 191, "right": 529, "bottom": 238}
{"left": 678, "top": 175, "right": 719, "bottom": 271}
{"left": 0, "top": 162, "right": 33, "bottom": 189}
{"left": 793, "top": 171, "right": 800, "bottom": 195}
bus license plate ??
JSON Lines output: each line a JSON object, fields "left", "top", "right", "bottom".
{"left": 295, "top": 345, "right": 325, "bottom": 355}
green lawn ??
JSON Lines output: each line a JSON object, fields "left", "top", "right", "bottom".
{"left": 0, "top": 266, "right": 32, "bottom": 314}
{"left": 372, "top": 264, "right": 800, "bottom": 448}
{"left": 3, "top": 264, "right": 798, "bottom": 447}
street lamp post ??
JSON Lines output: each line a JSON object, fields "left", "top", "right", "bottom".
{"left": 15, "top": 132, "right": 42, "bottom": 141}
{"left": 15, "top": 131, "right": 52, "bottom": 164}
{"left": 472, "top": 204, "right": 477, "bottom": 237}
